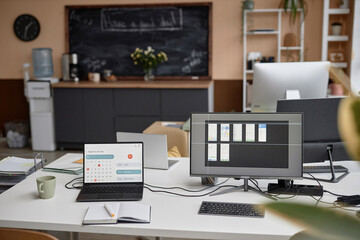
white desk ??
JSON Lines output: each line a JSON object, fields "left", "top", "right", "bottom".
{"left": 0, "top": 157, "right": 359, "bottom": 240}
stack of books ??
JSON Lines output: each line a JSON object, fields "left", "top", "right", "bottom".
{"left": 43, "top": 153, "right": 83, "bottom": 175}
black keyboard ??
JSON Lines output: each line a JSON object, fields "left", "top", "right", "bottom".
{"left": 198, "top": 201, "right": 264, "bottom": 218}
{"left": 303, "top": 165, "right": 348, "bottom": 173}
{"left": 82, "top": 185, "right": 143, "bottom": 194}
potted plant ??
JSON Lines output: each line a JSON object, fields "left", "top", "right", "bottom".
{"left": 243, "top": 0, "right": 254, "bottom": 10}
{"left": 130, "top": 46, "right": 168, "bottom": 81}
{"left": 280, "top": 0, "right": 307, "bottom": 24}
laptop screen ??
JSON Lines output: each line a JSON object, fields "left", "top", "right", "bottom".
{"left": 84, "top": 143, "right": 143, "bottom": 184}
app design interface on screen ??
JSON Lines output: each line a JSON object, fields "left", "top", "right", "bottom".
{"left": 84, "top": 143, "right": 143, "bottom": 183}
{"left": 205, "top": 121, "right": 289, "bottom": 169}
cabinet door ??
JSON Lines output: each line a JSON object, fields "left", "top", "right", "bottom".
{"left": 161, "top": 89, "right": 209, "bottom": 120}
{"left": 83, "top": 89, "right": 115, "bottom": 142}
{"left": 114, "top": 89, "right": 160, "bottom": 116}
{"left": 115, "top": 116, "right": 160, "bottom": 133}
{"left": 53, "top": 88, "right": 85, "bottom": 143}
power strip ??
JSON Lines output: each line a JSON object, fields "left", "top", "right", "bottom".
{"left": 268, "top": 183, "right": 323, "bottom": 197}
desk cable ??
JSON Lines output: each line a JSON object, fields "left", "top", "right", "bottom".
{"left": 143, "top": 178, "right": 245, "bottom": 197}
{"left": 304, "top": 173, "right": 360, "bottom": 211}
{"left": 65, "top": 177, "right": 83, "bottom": 189}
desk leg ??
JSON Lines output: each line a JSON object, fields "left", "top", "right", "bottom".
{"left": 70, "top": 232, "right": 79, "bottom": 240}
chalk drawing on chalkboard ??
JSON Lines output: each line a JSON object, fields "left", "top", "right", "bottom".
{"left": 181, "top": 50, "right": 207, "bottom": 74}
{"left": 69, "top": 10, "right": 94, "bottom": 26}
{"left": 82, "top": 57, "right": 107, "bottom": 72}
{"left": 101, "top": 8, "right": 183, "bottom": 32}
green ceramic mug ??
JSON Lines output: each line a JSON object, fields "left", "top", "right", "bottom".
{"left": 36, "top": 175, "right": 56, "bottom": 199}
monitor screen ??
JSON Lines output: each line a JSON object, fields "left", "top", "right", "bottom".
{"left": 251, "top": 61, "right": 330, "bottom": 112}
{"left": 84, "top": 143, "right": 143, "bottom": 183}
{"left": 190, "top": 113, "right": 303, "bottom": 179}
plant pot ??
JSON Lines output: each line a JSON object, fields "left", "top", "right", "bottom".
{"left": 332, "top": 24, "right": 342, "bottom": 35}
{"left": 243, "top": 0, "right": 254, "bottom": 10}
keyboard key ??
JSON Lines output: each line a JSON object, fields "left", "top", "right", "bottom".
{"left": 83, "top": 185, "right": 143, "bottom": 194}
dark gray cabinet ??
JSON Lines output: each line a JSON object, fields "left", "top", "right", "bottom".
{"left": 53, "top": 88, "right": 85, "bottom": 146}
{"left": 53, "top": 82, "right": 213, "bottom": 149}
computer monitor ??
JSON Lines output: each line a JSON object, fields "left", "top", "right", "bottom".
{"left": 190, "top": 112, "right": 304, "bottom": 196}
{"left": 277, "top": 98, "right": 350, "bottom": 182}
{"left": 251, "top": 61, "right": 330, "bottom": 112}
{"left": 277, "top": 98, "right": 351, "bottom": 162}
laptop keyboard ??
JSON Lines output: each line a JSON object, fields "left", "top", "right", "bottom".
{"left": 303, "top": 165, "right": 348, "bottom": 173}
{"left": 82, "top": 185, "right": 143, "bottom": 194}
{"left": 198, "top": 201, "right": 265, "bottom": 218}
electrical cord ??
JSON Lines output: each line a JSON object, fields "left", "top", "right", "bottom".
{"left": 144, "top": 184, "right": 239, "bottom": 197}
{"left": 144, "top": 178, "right": 231, "bottom": 193}
{"left": 65, "top": 177, "right": 83, "bottom": 189}
{"left": 264, "top": 180, "right": 299, "bottom": 200}
{"left": 324, "top": 190, "right": 354, "bottom": 198}
{"left": 305, "top": 173, "right": 324, "bottom": 206}
{"left": 333, "top": 201, "right": 360, "bottom": 212}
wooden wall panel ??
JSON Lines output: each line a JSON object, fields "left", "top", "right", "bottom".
{"left": 0, "top": 80, "right": 29, "bottom": 136}
{"left": 214, "top": 80, "right": 242, "bottom": 112}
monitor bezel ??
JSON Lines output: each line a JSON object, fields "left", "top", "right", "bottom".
{"left": 190, "top": 112, "right": 303, "bottom": 179}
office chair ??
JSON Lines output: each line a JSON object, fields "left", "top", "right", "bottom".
{"left": 0, "top": 228, "right": 59, "bottom": 240}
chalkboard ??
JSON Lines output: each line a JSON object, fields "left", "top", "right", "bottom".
{"left": 66, "top": 3, "right": 212, "bottom": 79}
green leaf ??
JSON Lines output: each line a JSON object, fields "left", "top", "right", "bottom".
{"left": 265, "top": 202, "right": 360, "bottom": 240}
{"left": 351, "top": 100, "right": 360, "bottom": 135}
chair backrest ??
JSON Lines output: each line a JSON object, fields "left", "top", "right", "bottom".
{"left": 0, "top": 228, "right": 59, "bottom": 240}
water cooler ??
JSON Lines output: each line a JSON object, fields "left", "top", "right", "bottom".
{"left": 27, "top": 81, "right": 56, "bottom": 151}
{"left": 27, "top": 48, "right": 57, "bottom": 151}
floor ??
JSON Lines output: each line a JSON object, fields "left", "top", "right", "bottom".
{"left": 0, "top": 137, "right": 79, "bottom": 165}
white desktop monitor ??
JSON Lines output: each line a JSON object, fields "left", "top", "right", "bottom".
{"left": 251, "top": 61, "right": 330, "bottom": 112}
{"left": 190, "top": 113, "right": 303, "bottom": 179}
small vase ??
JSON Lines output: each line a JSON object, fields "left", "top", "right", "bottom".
{"left": 144, "top": 68, "right": 155, "bottom": 81}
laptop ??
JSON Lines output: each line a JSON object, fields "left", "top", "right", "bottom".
{"left": 76, "top": 142, "right": 144, "bottom": 202}
{"left": 116, "top": 132, "right": 177, "bottom": 170}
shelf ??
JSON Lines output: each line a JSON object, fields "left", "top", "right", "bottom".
{"left": 331, "top": 62, "right": 348, "bottom": 68}
{"left": 327, "top": 35, "right": 349, "bottom": 41}
{"left": 280, "top": 46, "right": 302, "bottom": 50}
{"left": 244, "top": 107, "right": 252, "bottom": 112}
{"left": 246, "top": 31, "right": 279, "bottom": 35}
{"left": 328, "top": 8, "right": 350, "bottom": 14}
{"left": 244, "top": 9, "right": 303, "bottom": 13}
{"left": 245, "top": 70, "right": 254, "bottom": 74}
{"left": 244, "top": 9, "right": 281, "bottom": 13}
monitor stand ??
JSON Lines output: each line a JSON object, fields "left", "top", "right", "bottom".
{"left": 303, "top": 145, "right": 349, "bottom": 183}
{"left": 286, "top": 89, "right": 300, "bottom": 99}
{"left": 210, "top": 178, "right": 277, "bottom": 200}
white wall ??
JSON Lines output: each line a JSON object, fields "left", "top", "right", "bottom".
{"left": 351, "top": 0, "right": 360, "bottom": 95}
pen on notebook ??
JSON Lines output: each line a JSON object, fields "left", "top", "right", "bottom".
{"left": 104, "top": 204, "right": 115, "bottom": 217}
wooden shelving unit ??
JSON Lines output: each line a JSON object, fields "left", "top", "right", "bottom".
{"left": 321, "top": 0, "right": 353, "bottom": 71}
{"left": 242, "top": 9, "right": 304, "bottom": 112}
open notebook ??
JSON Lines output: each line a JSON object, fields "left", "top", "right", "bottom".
{"left": 83, "top": 202, "right": 151, "bottom": 224}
